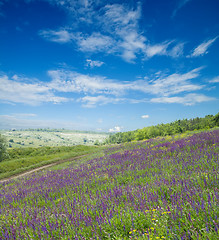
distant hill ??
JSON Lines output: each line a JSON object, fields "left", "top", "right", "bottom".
{"left": 0, "top": 129, "right": 109, "bottom": 148}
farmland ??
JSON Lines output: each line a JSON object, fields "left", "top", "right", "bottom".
{"left": 0, "top": 129, "right": 218, "bottom": 239}
{"left": 0, "top": 129, "right": 109, "bottom": 148}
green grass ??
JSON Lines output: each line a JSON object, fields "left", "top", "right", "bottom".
{"left": 0, "top": 145, "right": 103, "bottom": 180}
{"left": 0, "top": 129, "right": 218, "bottom": 239}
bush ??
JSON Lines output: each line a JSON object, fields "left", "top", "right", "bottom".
{"left": 0, "top": 134, "right": 8, "bottom": 162}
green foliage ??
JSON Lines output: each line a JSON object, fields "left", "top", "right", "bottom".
{"left": 0, "top": 134, "right": 8, "bottom": 162}
{"left": 106, "top": 113, "right": 219, "bottom": 144}
{"left": 214, "top": 112, "right": 219, "bottom": 126}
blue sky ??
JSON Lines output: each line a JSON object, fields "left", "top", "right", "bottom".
{"left": 0, "top": 0, "right": 218, "bottom": 132}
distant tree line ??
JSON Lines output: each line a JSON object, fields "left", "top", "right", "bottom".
{"left": 105, "top": 113, "right": 219, "bottom": 144}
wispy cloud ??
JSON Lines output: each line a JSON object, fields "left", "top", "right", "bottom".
{"left": 39, "top": 29, "right": 73, "bottom": 43}
{"left": 168, "top": 42, "right": 185, "bottom": 58}
{"left": 151, "top": 93, "right": 215, "bottom": 105}
{"left": 145, "top": 41, "right": 171, "bottom": 58}
{"left": 140, "top": 67, "right": 204, "bottom": 96}
{"left": 48, "top": 68, "right": 203, "bottom": 97}
{"left": 189, "top": 37, "right": 218, "bottom": 57}
{"left": 172, "top": 0, "right": 191, "bottom": 18}
{"left": 78, "top": 95, "right": 126, "bottom": 108}
{"left": 0, "top": 74, "right": 71, "bottom": 105}
{"left": 209, "top": 76, "right": 219, "bottom": 83}
{"left": 145, "top": 41, "right": 185, "bottom": 58}
{"left": 38, "top": 1, "right": 184, "bottom": 62}
{"left": 77, "top": 95, "right": 148, "bottom": 108}
{"left": 76, "top": 32, "right": 114, "bottom": 52}
{"left": 86, "top": 59, "right": 104, "bottom": 68}
{"left": 0, "top": 67, "right": 214, "bottom": 107}
{"left": 47, "top": 70, "right": 130, "bottom": 95}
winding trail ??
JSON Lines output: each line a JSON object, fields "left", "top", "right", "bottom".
{"left": 0, "top": 154, "right": 88, "bottom": 184}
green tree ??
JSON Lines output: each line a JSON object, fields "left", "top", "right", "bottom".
{"left": 0, "top": 134, "right": 8, "bottom": 162}
{"left": 214, "top": 113, "right": 219, "bottom": 126}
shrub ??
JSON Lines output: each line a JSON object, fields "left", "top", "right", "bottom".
{"left": 0, "top": 134, "right": 8, "bottom": 162}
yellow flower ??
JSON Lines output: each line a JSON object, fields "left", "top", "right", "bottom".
{"left": 133, "top": 229, "right": 137, "bottom": 232}
{"left": 152, "top": 209, "right": 156, "bottom": 211}
{"left": 152, "top": 218, "right": 156, "bottom": 220}
{"left": 161, "top": 237, "right": 165, "bottom": 239}
{"left": 156, "top": 238, "right": 160, "bottom": 239}
{"left": 129, "top": 231, "right": 132, "bottom": 234}
{"left": 150, "top": 227, "right": 154, "bottom": 230}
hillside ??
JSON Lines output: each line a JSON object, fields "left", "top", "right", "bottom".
{"left": 105, "top": 113, "right": 219, "bottom": 144}
{"left": 0, "top": 129, "right": 218, "bottom": 239}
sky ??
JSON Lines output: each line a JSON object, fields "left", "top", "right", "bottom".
{"left": 0, "top": 0, "right": 219, "bottom": 132}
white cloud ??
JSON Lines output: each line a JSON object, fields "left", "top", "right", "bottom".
{"left": 209, "top": 76, "right": 219, "bottom": 83}
{"left": 168, "top": 42, "right": 185, "bottom": 58}
{"left": 140, "top": 67, "right": 203, "bottom": 96}
{"left": 0, "top": 67, "right": 214, "bottom": 107}
{"left": 109, "top": 126, "right": 122, "bottom": 133}
{"left": 48, "top": 68, "right": 204, "bottom": 98}
{"left": 141, "top": 115, "right": 149, "bottom": 119}
{"left": 145, "top": 41, "right": 171, "bottom": 58}
{"left": 172, "top": 0, "right": 191, "bottom": 18}
{"left": 77, "top": 95, "right": 148, "bottom": 108}
{"left": 38, "top": 1, "right": 186, "bottom": 62}
{"left": 189, "top": 37, "right": 218, "bottom": 57}
{"left": 78, "top": 95, "right": 126, "bottom": 108}
{"left": 38, "top": 2, "right": 146, "bottom": 62}
{"left": 144, "top": 41, "right": 185, "bottom": 59}
{"left": 0, "top": 74, "right": 71, "bottom": 105}
{"left": 48, "top": 70, "right": 132, "bottom": 95}
{"left": 151, "top": 93, "right": 215, "bottom": 106}
{"left": 39, "top": 29, "right": 73, "bottom": 43}
{"left": 101, "top": 3, "right": 147, "bottom": 62}
{"left": 86, "top": 59, "right": 104, "bottom": 68}
{"left": 76, "top": 32, "right": 114, "bottom": 52}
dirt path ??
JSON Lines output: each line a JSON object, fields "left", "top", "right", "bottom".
{"left": 0, "top": 154, "right": 88, "bottom": 184}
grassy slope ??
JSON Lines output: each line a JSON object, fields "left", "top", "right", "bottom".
{"left": 0, "top": 145, "right": 105, "bottom": 180}
{"left": 0, "top": 129, "right": 218, "bottom": 239}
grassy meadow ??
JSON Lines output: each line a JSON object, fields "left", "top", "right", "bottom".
{"left": 0, "top": 145, "right": 103, "bottom": 180}
{"left": 0, "top": 129, "right": 218, "bottom": 239}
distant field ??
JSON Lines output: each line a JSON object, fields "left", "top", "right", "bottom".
{"left": 0, "top": 129, "right": 109, "bottom": 148}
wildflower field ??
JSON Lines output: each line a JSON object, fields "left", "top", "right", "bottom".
{"left": 0, "top": 130, "right": 218, "bottom": 239}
